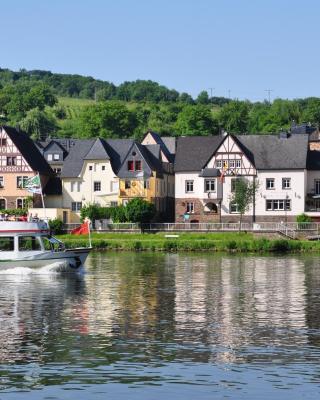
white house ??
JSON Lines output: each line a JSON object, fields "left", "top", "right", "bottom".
{"left": 174, "top": 132, "right": 318, "bottom": 222}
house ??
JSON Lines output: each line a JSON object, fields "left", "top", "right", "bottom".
{"left": 174, "top": 132, "right": 316, "bottom": 222}
{"left": 0, "top": 126, "right": 61, "bottom": 210}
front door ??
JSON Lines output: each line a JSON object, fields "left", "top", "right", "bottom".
{"left": 63, "top": 211, "right": 68, "bottom": 223}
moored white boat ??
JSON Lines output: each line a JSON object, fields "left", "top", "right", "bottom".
{"left": 0, "top": 221, "right": 91, "bottom": 271}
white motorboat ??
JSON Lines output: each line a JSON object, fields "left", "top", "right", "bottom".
{"left": 0, "top": 221, "right": 91, "bottom": 271}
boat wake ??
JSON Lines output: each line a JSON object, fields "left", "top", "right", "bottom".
{"left": 0, "top": 261, "right": 85, "bottom": 275}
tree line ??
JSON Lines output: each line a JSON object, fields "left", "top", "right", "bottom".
{"left": 0, "top": 68, "right": 320, "bottom": 140}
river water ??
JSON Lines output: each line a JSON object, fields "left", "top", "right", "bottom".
{"left": 0, "top": 252, "right": 320, "bottom": 399}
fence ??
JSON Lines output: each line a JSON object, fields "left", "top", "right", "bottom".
{"left": 62, "top": 221, "right": 320, "bottom": 237}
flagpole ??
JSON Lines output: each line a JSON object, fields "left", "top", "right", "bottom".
{"left": 88, "top": 219, "right": 92, "bottom": 248}
{"left": 38, "top": 172, "right": 46, "bottom": 221}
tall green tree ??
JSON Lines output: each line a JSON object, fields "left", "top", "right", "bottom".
{"left": 218, "top": 100, "right": 250, "bottom": 133}
{"left": 174, "top": 105, "right": 218, "bottom": 136}
{"left": 78, "top": 101, "right": 138, "bottom": 139}
{"left": 196, "top": 90, "right": 210, "bottom": 104}
{"left": 19, "top": 108, "right": 57, "bottom": 140}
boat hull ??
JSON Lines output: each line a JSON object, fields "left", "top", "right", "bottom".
{"left": 0, "top": 248, "right": 91, "bottom": 271}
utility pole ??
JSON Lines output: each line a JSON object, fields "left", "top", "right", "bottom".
{"left": 228, "top": 89, "right": 231, "bottom": 99}
{"left": 208, "top": 87, "right": 214, "bottom": 98}
{"left": 265, "top": 89, "right": 273, "bottom": 104}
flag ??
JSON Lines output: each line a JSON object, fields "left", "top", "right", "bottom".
{"left": 25, "top": 174, "right": 42, "bottom": 194}
{"left": 219, "top": 169, "right": 225, "bottom": 183}
{"left": 71, "top": 221, "right": 90, "bottom": 235}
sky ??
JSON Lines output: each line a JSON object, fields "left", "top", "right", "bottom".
{"left": 1, "top": 0, "right": 320, "bottom": 101}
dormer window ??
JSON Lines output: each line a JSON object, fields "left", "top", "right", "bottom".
{"left": 216, "top": 160, "right": 222, "bottom": 169}
{"left": 128, "top": 161, "right": 134, "bottom": 171}
{"left": 47, "top": 154, "right": 53, "bottom": 161}
{"left": 53, "top": 154, "right": 60, "bottom": 161}
{"left": 135, "top": 161, "right": 142, "bottom": 171}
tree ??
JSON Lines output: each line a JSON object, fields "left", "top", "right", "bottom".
{"left": 174, "top": 105, "right": 218, "bottom": 136}
{"left": 125, "top": 198, "right": 156, "bottom": 223}
{"left": 19, "top": 108, "right": 57, "bottom": 140}
{"left": 196, "top": 90, "right": 210, "bottom": 104}
{"left": 78, "top": 101, "right": 138, "bottom": 139}
{"left": 230, "top": 178, "right": 259, "bottom": 229}
{"left": 218, "top": 100, "right": 250, "bottom": 133}
{"left": 301, "top": 98, "right": 320, "bottom": 126}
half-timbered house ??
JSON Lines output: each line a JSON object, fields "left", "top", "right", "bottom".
{"left": 0, "top": 126, "right": 56, "bottom": 210}
{"left": 174, "top": 133, "right": 310, "bottom": 222}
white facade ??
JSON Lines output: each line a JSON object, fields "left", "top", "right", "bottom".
{"left": 175, "top": 134, "right": 316, "bottom": 221}
{"left": 62, "top": 159, "right": 119, "bottom": 222}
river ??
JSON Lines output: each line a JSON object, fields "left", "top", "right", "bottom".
{"left": 0, "top": 252, "right": 320, "bottom": 399}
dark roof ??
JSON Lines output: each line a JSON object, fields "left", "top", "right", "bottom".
{"left": 161, "top": 136, "right": 176, "bottom": 155}
{"left": 174, "top": 136, "right": 223, "bottom": 172}
{"left": 105, "top": 139, "right": 134, "bottom": 173}
{"left": 290, "top": 122, "right": 318, "bottom": 135}
{"left": 3, "top": 126, "right": 53, "bottom": 175}
{"left": 174, "top": 134, "right": 309, "bottom": 172}
{"left": 43, "top": 177, "right": 62, "bottom": 195}
{"left": 84, "top": 138, "right": 110, "bottom": 160}
{"left": 237, "top": 134, "right": 309, "bottom": 169}
{"left": 143, "top": 131, "right": 175, "bottom": 162}
{"left": 60, "top": 139, "right": 95, "bottom": 178}
{"left": 116, "top": 142, "right": 155, "bottom": 179}
{"left": 199, "top": 168, "right": 221, "bottom": 177}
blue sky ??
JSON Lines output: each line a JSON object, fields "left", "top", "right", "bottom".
{"left": 1, "top": 0, "right": 319, "bottom": 101}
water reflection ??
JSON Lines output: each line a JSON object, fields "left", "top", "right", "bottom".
{"left": 1, "top": 253, "right": 320, "bottom": 398}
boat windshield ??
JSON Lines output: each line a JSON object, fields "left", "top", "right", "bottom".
{"left": 42, "top": 236, "right": 65, "bottom": 252}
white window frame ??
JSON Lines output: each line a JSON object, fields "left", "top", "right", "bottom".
{"left": 230, "top": 202, "right": 240, "bottom": 213}
{"left": 47, "top": 154, "right": 53, "bottom": 161}
{"left": 266, "top": 199, "right": 291, "bottom": 211}
{"left": 94, "top": 181, "right": 101, "bottom": 192}
{"left": 204, "top": 179, "right": 216, "bottom": 192}
{"left": 229, "top": 160, "right": 235, "bottom": 169}
{"left": 282, "top": 178, "right": 291, "bottom": 190}
{"left": 266, "top": 178, "right": 275, "bottom": 190}
{"left": 236, "top": 159, "right": 241, "bottom": 168}
{"left": 185, "top": 180, "right": 194, "bottom": 193}
{"left": 71, "top": 202, "right": 82, "bottom": 212}
{"left": 216, "top": 160, "right": 222, "bottom": 169}
{"left": 16, "top": 198, "right": 27, "bottom": 209}
{"left": 53, "top": 154, "right": 60, "bottom": 161}
{"left": 186, "top": 202, "right": 194, "bottom": 214}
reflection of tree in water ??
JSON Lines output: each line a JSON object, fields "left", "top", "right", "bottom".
{"left": 0, "top": 274, "right": 86, "bottom": 364}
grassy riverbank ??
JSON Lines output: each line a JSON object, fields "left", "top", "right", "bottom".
{"left": 56, "top": 232, "right": 320, "bottom": 253}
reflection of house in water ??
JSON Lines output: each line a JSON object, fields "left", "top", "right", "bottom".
{"left": 174, "top": 255, "right": 308, "bottom": 363}
{"left": 0, "top": 274, "right": 86, "bottom": 363}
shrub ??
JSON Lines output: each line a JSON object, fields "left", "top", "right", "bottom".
{"left": 49, "top": 218, "right": 64, "bottom": 234}
{"left": 125, "top": 198, "right": 156, "bottom": 223}
{"left": 296, "top": 213, "right": 312, "bottom": 223}
{"left": 226, "top": 240, "right": 237, "bottom": 251}
{"left": 270, "top": 239, "right": 290, "bottom": 252}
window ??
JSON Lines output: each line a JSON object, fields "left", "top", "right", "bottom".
{"left": 127, "top": 160, "right": 134, "bottom": 171}
{"left": 135, "top": 160, "right": 142, "bottom": 171}
{"left": 53, "top": 154, "right": 60, "bottom": 161}
{"left": 47, "top": 154, "right": 53, "bottom": 161}
{"left": 266, "top": 178, "right": 275, "bottom": 190}
{"left": 94, "top": 181, "right": 101, "bottom": 192}
{"left": 230, "top": 202, "right": 239, "bottom": 213}
{"left": 0, "top": 176, "right": 4, "bottom": 188}
{"left": 315, "top": 180, "right": 320, "bottom": 195}
{"left": 77, "top": 182, "right": 81, "bottom": 192}
{"left": 17, "top": 176, "right": 28, "bottom": 189}
{"left": 18, "top": 236, "right": 42, "bottom": 251}
{"left": 266, "top": 199, "right": 291, "bottom": 211}
{"left": 223, "top": 160, "right": 228, "bottom": 169}
{"left": 17, "top": 198, "right": 27, "bottom": 209}
{"left": 7, "top": 157, "right": 16, "bottom": 166}
{"left": 185, "top": 180, "right": 194, "bottom": 193}
{"left": 0, "top": 198, "right": 5, "bottom": 208}
{"left": 102, "top": 165, "right": 105, "bottom": 171}
{"left": 0, "top": 138, "right": 6, "bottom": 147}
{"left": 231, "top": 178, "right": 240, "bottom": 192}
{"left": 186, "top": 202, "right": 194, "bottom": 213}
{"left": 144, "top": 180, "right": 150, "bottom": 189}
{"left": 125, "top": 180, "right": 131, "bottom": 189}
{"left": 0, "top": 237, "right": 14, "bottom": 251}
{"left": 205, "top": 179, "right": 216, "bottom": 192}
{"left": 89, "top": 165, "right": 93, "bottom": 171}
{"left": 111, "top": 201, "right": 118, "bottom": 207}
{"left": 122, "top": 199, "right": 129, "bottom": 206}
{"left": 229, "top": 160, "right": 235, "bottom": 169}
{"left": 71, "top": 182, "right": 76, "bottom": 192}
{"left": 282, "top": 178, "right": 291, "bottom": 189}
{"left": 236, "top": 159, "right": 241, "bottom": 168}
{"left": 71, "top": 202, "right": 82, "bottom": 212}
{"left": 216, "top": 160, "right": 222, "bottom": 169}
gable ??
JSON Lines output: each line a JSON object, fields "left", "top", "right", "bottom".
{"left": 117, "top": 143, "right": 153, "bottom": 179}
{"left": 204, "top": 135, "right": 256, "bottom": 176}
